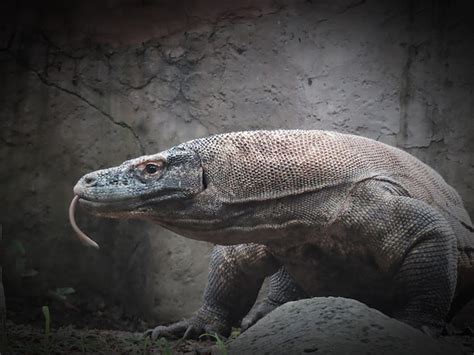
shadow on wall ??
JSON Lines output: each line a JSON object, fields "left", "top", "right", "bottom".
{"left": 0, "top": 0, "right": 473, "bottom": 325}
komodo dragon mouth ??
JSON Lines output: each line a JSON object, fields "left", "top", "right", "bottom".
{"left": 69, "top": 196, "right": 100, "bottom": 250}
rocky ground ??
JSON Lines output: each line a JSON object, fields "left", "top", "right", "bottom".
{"left": 3, "top": 297, "right": 474, "bottom": 354}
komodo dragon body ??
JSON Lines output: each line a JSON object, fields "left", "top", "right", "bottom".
{"left": 72, "top": 130, "right": 474, "bottom": 337}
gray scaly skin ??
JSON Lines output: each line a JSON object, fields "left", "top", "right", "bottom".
{"left": 73, "top": 130, "right": 474, "bottom": 338}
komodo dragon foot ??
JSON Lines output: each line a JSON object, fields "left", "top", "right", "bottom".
{"left": 241, "top": 299, "right": 281, "bottom": 331}
{"left": 144, "top": 308, "right": 232, "bottom": 340}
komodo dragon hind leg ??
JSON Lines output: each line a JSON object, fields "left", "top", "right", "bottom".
{"left": 145, "top": 244, "right": 279, "bottom": 340}
{"left": 241, "top": 266, "right": 307, "bottom": 331}
{"left": 340, "top": 179, "right": 458, "bottom": 335}
{"left": 392, "top": 224, "right": 458, "bottom": 334}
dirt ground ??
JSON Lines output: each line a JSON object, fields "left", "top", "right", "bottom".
{"left": 2, "top": 321, "right": 224, "bottom": 354}
{"left": 3, "top": 295, "right": 474, "bottom": 354}
{"left": 1, "top": 295, "right": 232, "bottom": 354}
{"left": 4, "top": 321, "right": 474, "bottom": 355}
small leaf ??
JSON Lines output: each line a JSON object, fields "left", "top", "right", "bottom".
{"left": 157, "top": 337, "right": 173, "bottom": 355}
{"left": 42, "top": 305, "right": 51, "bottom": 337}
{"left": 21, "top": 269, "right": 39, "bottom": 278}
{"left": 199, "top": 333, "right": 228, "bottom": 354}
{"left": 56, "top": 287, "right": 76, "bottom": 295}
{"left": 48, "top": 290, "right": 66, "bottom": 301}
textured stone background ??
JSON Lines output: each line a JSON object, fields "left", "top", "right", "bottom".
{"left": 1, "top": 0, "right": 473, "bottom": 324}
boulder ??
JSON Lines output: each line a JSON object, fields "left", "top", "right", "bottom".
{"left": 228, "top": 297, "right": 463, "bottom": 355}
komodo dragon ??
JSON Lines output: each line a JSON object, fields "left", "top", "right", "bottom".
{"left": 70, "top": 130, "right": 474, "bottom": 338}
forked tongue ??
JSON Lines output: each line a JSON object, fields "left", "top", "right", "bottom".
{"left": 69, "top": 195, "right": 100, "bottom": 249}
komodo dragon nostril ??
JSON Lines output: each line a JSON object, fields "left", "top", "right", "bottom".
{"left": 84, "top": 174, "right": 97, "bottom": 187}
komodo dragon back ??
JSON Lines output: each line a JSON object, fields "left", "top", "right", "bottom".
{"left": 188, "top": 130, "right": 473, "bottom": 263}
{"left": 188, "top": 131, "right": 470, "bottom": 221}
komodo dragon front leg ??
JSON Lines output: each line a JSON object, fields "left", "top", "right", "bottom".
{"left": 146, "top": 243, "right": 279, "bottom": 339}
{"left": 241, "top": 267, "right": 307, "bottom": 331}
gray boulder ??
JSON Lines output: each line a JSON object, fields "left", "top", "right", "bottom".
{"left": 228, "top": 297, "right": 463, "bottom": 355}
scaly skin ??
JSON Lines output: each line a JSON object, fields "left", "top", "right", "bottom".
{"left": 72, "top": 130, "right": 474, "bottom": 338}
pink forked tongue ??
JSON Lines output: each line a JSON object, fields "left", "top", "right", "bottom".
{"left": 69, "top": 195, "right": 100, "bottom": 249}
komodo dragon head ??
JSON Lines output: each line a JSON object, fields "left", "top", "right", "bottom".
{"left": 71, "top": 144, "right": 207, "bottom": 248}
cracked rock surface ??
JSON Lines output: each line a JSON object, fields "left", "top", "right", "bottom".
{"left": 228, "top": 297, "right": 464, "bottom": 355}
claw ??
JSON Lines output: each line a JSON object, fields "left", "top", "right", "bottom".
{"left": 143, "top": 329, "right": 153, "bottom": 338}
{"left": 183, "top": 325, "right": 195, "bottom": 339}
{"left": 420, "top": 325, "right": 441, "bottom": 338}
{"left": 144, "top": 310, "right": 231, "bottom": 340}
{"left": 144, "top": 323, "right": 186, "bottom": 340}
{"left": 241, "top": 300, "right": 279, "bottom": 332}
{"left": 152, "top": 326, "right": 163, "bottom": 340}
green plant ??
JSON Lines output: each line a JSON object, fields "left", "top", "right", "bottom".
{"left": 230, "top": 327, "right": 241, "bottom": 339}
{"left": 199, "top": 333, "right": 228, "bottom": 355}
{"left": 156, "top": 337, "right": 173, "bottom": 355}
{"left": 48, "top": 286, "right": 76, "bottom": 304}
{"left": 42, "top": 306, "right": 51, "bottom": 338}
{"left": 141, "top": 334, "right": 150, "bottom": 354}
{"left": 42, "top": 305, "right": 51, "bottom": 353}
{"left": 80, "top": 332, "right": 87, "bottom": 353}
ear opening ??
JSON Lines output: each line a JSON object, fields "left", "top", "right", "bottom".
{"left": 202, "top": 168, "right": 209, "bottom": 190}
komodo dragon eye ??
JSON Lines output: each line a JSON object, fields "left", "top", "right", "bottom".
{"left": 145, "top": 164, "right": 159, "bottom": 174}
{"left": 137, "top": 161, "right": 165, "bottom": 176}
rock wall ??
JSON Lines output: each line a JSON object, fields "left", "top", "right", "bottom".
{"left": 1, "top": 0, "right": 473, "bottom": 323}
